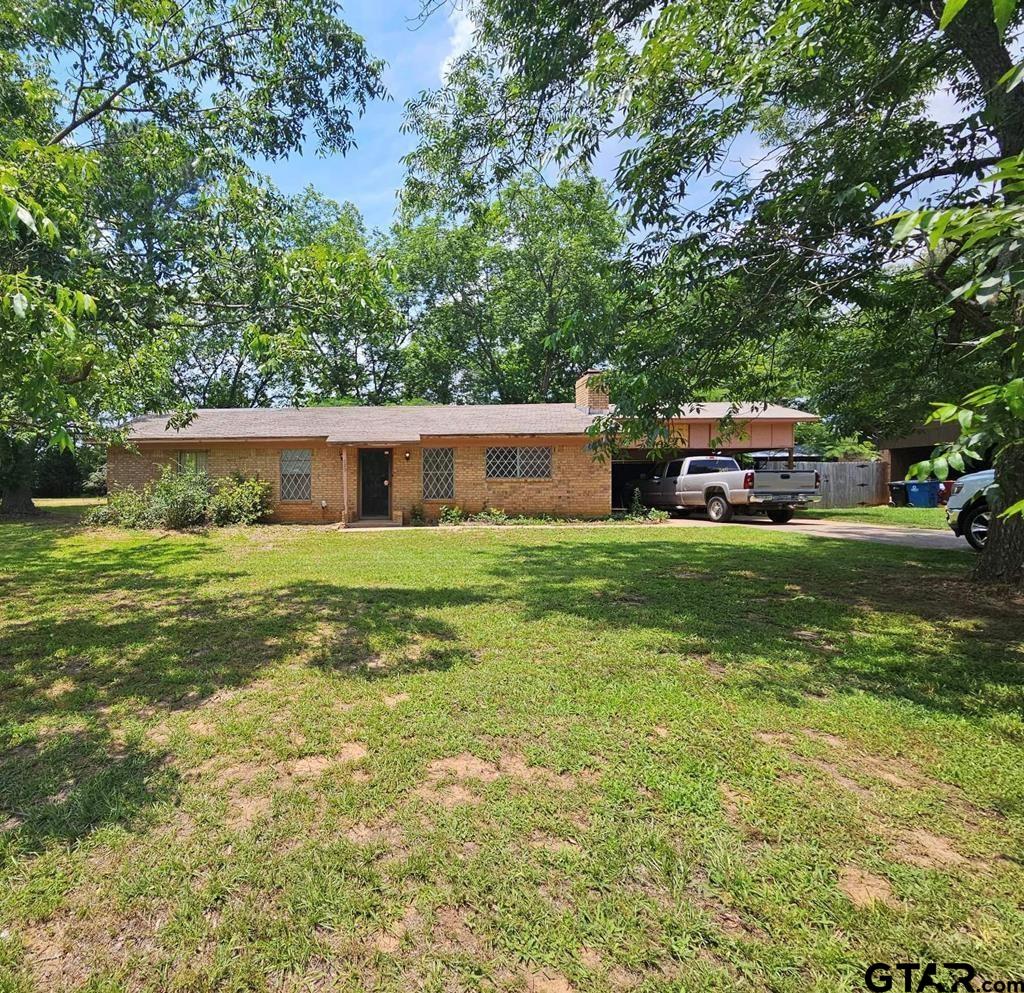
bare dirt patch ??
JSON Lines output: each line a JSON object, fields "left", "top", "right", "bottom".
{"left": 415, "top": 780, "right": 480, "bottom": 808}
{"left": 718, "top": 783, "right": 751, "bottom": 825}
{"left": 414, "top": 750, "right": 592, "bottom": 808}
{"left": 838, "top": 867, "right": 900, "bottom": 909}
{"left": 370, "top": 902, "right": 423, "bottom": 954}
{"left": 429, "top": 754, "right": 500, "bottom": 782}
{"left": 608, "top": 965, "right": 642, "bottom": 990}
{"left": 227, "top": 793, "right": 272, "bottom": 830}
{"left": 522, "top": 967, "right": 575, "bottom": 992}
{"left": 499, "top": 752, "right": 588, "bottom": 790}
{"left": 754, "top": 731, "right": 794, "bottom": 746}
{"left": 690, "top": 870, "right": 767, "bottom": 940}
{"left": 893, "top": 828, "right": 967, "bottom": 869}
{"left": 289, "top": 756, "right": 334, "bottom": 777}
{"left": 430, "top": 905, "right": 486, "bottom": 955}
{"left": 190, "top": 745, "right": 368, "bottom": 829}
{"left": 383, "top": 692, "right": 409, "bottom": 709}
{"left": 414, "top": 752, "right": 499, "bottom": 807}
{"left": 42, "top": 677, "right": 76, "bottom": 700}
{"left": 651, "top": 726, "right": 670, "bottom": 740}
{"left": 22, "top": 903, "right": 167, "bottom": 992}
{"left": 336, "top": 742, "right": 369, "bottom": 763}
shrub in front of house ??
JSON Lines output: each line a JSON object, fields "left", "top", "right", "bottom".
{"left": 86, "top": 484, "right": 156, "bottom": 528}
{"left": 85, "top": 467, "right": 271, "bottom": 529}
{"left": 208, "top": 475, "right": 273, "bottom": 526}
{"left": 145, "top": 466, "right": 213, "bottom": 529}
{"left": 437, "top": 504, "right": 466, "bottom": 526}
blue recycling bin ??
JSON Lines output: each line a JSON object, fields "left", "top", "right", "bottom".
{"left": 906, "top": 480, "right": 942, "bottom": 508}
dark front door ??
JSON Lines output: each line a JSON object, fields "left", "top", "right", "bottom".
{"left": 359, "top": 448, "right": 391, "bottom": 517}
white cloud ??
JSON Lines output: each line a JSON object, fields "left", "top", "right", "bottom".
{"left": 440, "top": 5, "right": 475, "bottom": 80}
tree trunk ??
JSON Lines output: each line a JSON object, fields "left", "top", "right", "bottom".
{"left": 0, "top": 437, "right": 38, "bottom": 516}
{"left": 974, "top": 441, "right": 1024, "bottom": 585}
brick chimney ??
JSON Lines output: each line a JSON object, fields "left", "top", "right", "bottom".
{"left": 574, "top": 369, "right": 610, "bottom": 413}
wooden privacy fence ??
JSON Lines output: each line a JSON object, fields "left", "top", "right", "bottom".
{"left": 761, "top": 460, "right": 888, "bottom": 508}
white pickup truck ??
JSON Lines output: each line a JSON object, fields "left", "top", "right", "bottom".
{"left": 630, "top": 456, "right": 820, "bottom": 523}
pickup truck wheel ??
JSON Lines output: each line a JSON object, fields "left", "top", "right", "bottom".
{"left": 766, "top": 507, "right": 794, "bottom": 524}
{"left": 962, "top": 503, "right": 990, "bottom": 552}
{"left": 706, "top": 494, "right": 734, "bottom": 522}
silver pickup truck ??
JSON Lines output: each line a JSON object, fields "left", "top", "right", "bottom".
{"left": 629, "top": 456, "right": 820, "bottom": 523}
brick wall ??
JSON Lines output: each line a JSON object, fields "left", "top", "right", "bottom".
{"left": 108, "top": 435, "right": 612, "bottom": 524}
{"left": 108, "top": 442, "right": 347, "bottom": 523}
{"left": 574, "top": 371, "right": 610, "bottom": 412}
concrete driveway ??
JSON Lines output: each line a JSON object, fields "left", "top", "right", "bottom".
{"left": 671, "top": 515, "right": 969, "bottom": 551}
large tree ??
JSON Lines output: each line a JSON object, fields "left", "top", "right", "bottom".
{"left": 392, "top": 175, "right": 628, "bottom": 404}
{"left": 407, "top": 0, "right": 1024, "bottom": 582}
{"left": 0, "top": 0, "right": 385, "bottom": 512}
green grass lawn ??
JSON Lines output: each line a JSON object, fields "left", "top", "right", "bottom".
{"left": 798, "top": 505, "right": 948, "bottom": 530}
{"left": 1, "top": 512, "right": 1022, "bottom": 992}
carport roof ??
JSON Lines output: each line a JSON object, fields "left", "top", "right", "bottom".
{"left": 125, "top": 401, "right": 816, "bottom": 444}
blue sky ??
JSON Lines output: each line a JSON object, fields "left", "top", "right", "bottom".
{"left": 253, "top": 3, "right": 970, "bottom": 237}
{"left": 252, "top": 0, "right": 476, "bottom": 234}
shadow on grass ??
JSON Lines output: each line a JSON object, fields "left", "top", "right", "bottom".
{"left": 479, "top": 533, "right": 1024, "bottom": 726}
{"left": 1, "top": 518, "right": 1021, "bottom": 854}
{"left": 0, "top": 521, "right": 485, "bottom": 855}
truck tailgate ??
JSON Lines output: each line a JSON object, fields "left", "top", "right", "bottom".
{"left": 753, "top": 470, "right": 817, "bottom": 495}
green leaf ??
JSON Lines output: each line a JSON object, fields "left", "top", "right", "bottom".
{"left": 993, "top": 0, "right": 1017, "bottom": 34}
{"left": 939, "top": 0, "right": 971, "bottom": 28}
{"left": 1000, "top": 497, "right": 1024, "bottom": 519}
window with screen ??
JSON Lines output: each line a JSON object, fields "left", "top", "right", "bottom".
{"left": 422, "top": 447, "right": 455, "bottom": 500}
{"left": 176, "top": 451, "right": 209, "bottom": 474}
{"left": 280, "top": 449, "right": 312, "bottom": 501}
{"left": 485, "top": 446, "right": 553, "bottom": 479}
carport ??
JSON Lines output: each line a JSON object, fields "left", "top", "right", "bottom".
{"left": 608, "top": 403, "right": 816, "bottom": 509}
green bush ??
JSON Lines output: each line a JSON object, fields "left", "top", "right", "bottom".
{"left": 145, "top": 466, "right": 211, "bottom": 529}
{"left": 86, "top": 467, "right": 273, "bottom": 529}
{"left": 437, "top": 505, "right": 465, "bottom": 526}
{"left": 409, "top": 503, "right": 426, "bottom": 526}
{"left": 85, "top": 486, "right": 155, "bottom": 528}
{"left": 208, "top": 475, "right": 272, "bottom": 525}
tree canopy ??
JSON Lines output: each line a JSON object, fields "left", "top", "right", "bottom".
{"left": 403, "top": 0, "right": 1024, "bottom": 581}
{"left": 0, "top": 0, "right": 386, "bottom": 510}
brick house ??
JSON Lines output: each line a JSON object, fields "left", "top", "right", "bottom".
{"left": 108, "top": 372, "right": 816, "bottom": 524}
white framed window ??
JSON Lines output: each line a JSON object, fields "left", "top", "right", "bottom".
{"left": 422, "top": 447, "right": 455, "bottom": 500}
{"left": 280, "top": 448, "right": 312, "bottom": 501}
{"left": 175, "top": 450, "right": 208, "bottom": 474}
{"left": 485, "top": 446, "right": 553, "bottom": 479}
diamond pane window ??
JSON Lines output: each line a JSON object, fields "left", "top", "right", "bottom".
{"left": 422, "top": 447, "right": 454, "bottom": 500}
{"left": 280, "top": 448, "right": 312, "bottom": 501}
{"left": 485, "top": 446, "right": 552, "bottom": 479}
{"left": 518, "top": 446, "right": 552, "bottom": 478}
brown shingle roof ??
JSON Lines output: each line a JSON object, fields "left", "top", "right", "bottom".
{"left": 126, "top": 402, "right": 816, "bottom": 444}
